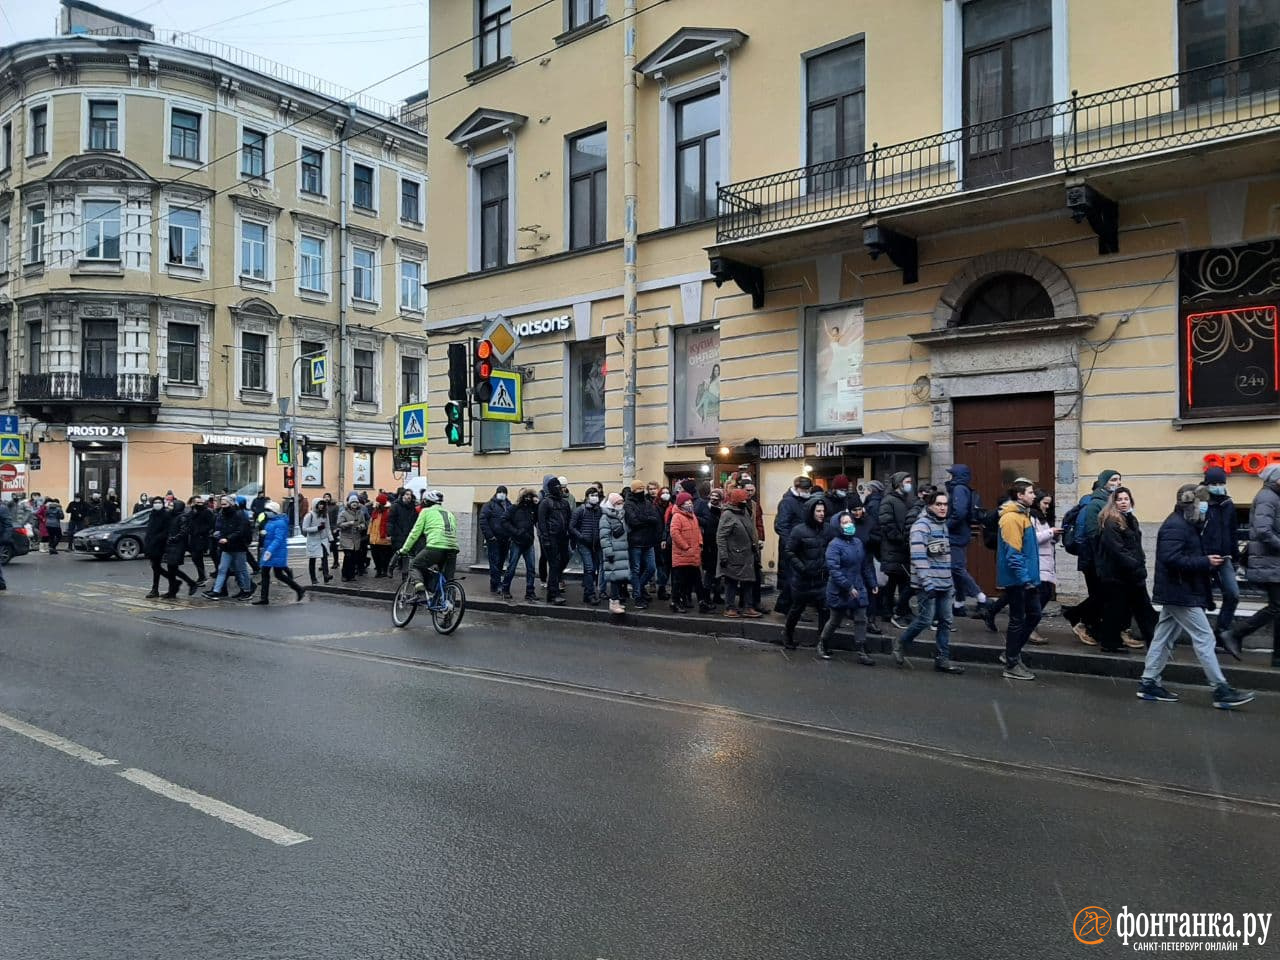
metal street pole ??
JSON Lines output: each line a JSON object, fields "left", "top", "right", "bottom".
{"left": 621, "top": 0, "right": 639, "bottom": 486}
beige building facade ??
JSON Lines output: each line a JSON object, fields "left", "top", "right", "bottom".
{"left": 424, "top": 0, "right": 1280, "bottom": 588}
{"left": 0, "top": 17, "right": 429, "bottom": 509}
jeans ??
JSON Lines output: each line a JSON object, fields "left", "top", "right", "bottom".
{"left": 503, "top": 542, "right": 537, "bottom": 596}
{"left": 576, "top": 544, "right": 600, "bottom": 600}
{"left": 629, "top": 545, "right": 656, "bottom": 600}
{"left": 486, "top": 538, "right": 510, "bottom": 592}
{"left": 897, "top": 586, "right": 954, "bottom": 661}
{"left": 212, "top": 550, "right": 251, "bottom": 594}
{"left": 1211, "top": 558, "right": 1240, "bottom": 633}
{"left": 950, "top": 542, "right": 983, "bottom": 606}
{"left": 1232, "top": 581, "right": 1280, "bottom": 655}
{"left": 1004, "top": 583, "right": 1043, "bottom": 667}
{"left": 1143, "top": 605, "right": 1228, "bottom": 690}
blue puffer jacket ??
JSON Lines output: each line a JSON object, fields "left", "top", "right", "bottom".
{"left": 1200, "top": 494, "right": 1239, "bottom": 560}
{"left": 1153, "top": 511, "right": 1211, "bottom": 608}
{"left": 824, "top": 531, "right": 877, "bottom": 610}
{"left": 944, "top": 464, "right": 975, "bottom": 547}
{"left": 259, "top": 513, "right": 290, "bottom": 568}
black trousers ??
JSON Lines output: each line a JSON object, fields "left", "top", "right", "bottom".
{"left": 1004, "top": 583, "right": 1043, "bottom": 666}
{"left": 1064, "top": 567, "right": 1104, "bottom": 630}
{"left": 774, "top": 546, "right": 794, "bottom": 612}
{"left": 784, "top": 589, "right": 829, "bottom": 643}
{"left": 259, "top": 566, "right": 303, "bottom": 601}
{"left": 341, "top": 549, "right": 359, "bottom": 581}
{"left": 149, "top": 556, "right": 166, "bottom": 593}
{"left": 191, "top": 549, "right": 207, "bottom": 580}
{"left": 672, "top": 566, "right": 706, "bottom": 608}
{"left": 309, "top": 555, "right": 331, "bottom": 583}
{"left": 880, "top": 565, "right": 913, "bottom": 619}
{"left": 1097, "top": 579, "right": 1158, "bottom": 651}
{"left": 1233, "top": 582, "right": 1280, "bottom": 654}
{"left": 543, "top": 541, "right": 569, "bottom": 599}
{"left": 371, "top": 544, "right": 394, "bottom": 576}
{"left": 163, "top": 563, "right": 196, "bottom": 596}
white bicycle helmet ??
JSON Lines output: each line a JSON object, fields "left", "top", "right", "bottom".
{"left": 423, "top": 489, "right": 444, "bottom": 505}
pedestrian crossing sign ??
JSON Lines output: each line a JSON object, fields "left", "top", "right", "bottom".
{"left": 0, "top": 435, "right": 23, "bottom": 461}
{"left": 481, "top": 370, "right": 522, "bottom": 423}
{"left": 309, "top": 355, "right": 327, "bottom": 386}
{"left": 398, "top": 402, "right": 429, "bottom": 446}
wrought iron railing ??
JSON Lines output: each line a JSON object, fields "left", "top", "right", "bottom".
{"left": 18, "top": 373, "right": 160, "bottom": 403}
{"left": 717, "top": 48, "right": 1280, "bottom": 243}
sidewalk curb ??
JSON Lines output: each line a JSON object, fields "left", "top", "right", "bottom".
{"left": 312, "top": 582, "right": 1280, "bottom": 693}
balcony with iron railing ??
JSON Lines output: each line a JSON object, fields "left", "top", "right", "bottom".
{"left": 17, "top": 372, "right": 161, "bottom": 406}
{"left": 715, "top": 48, "right": 1280, "bottom": 247}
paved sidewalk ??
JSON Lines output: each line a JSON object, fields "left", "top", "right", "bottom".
{"left": 312, "top": 578, "right": 1280, "bottom": 693}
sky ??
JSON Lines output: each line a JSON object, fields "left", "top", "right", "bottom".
{"left": 0, "top": 0, "right": 430, "bottom": 108}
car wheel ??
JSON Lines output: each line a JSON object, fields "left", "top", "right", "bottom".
{"left": 115, "top": 536, "right": 142, "bottom": 561}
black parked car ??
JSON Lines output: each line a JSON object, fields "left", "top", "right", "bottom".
{"left": 0, "top": 527, "right": 31, "bottom": 565}
{"left": 72, "top": 512, "right": 151, "bottom": 561}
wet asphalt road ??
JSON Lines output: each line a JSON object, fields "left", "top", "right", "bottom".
{"left": 1, "top": 554, "right": 1278, "bottom": 959}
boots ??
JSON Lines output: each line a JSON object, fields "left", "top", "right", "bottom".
{"left": 609, "top": 598, "right": 625, "bottom": 615}
{"left": 816, "top": 639, "right": 832, "bottom": 660}
{"left": 855, "top": 645, "right": 875, "bottom": 666}
{"left": 657, "top": 586, "right": 669, "bottom": 601}
{"left": 783, "top": 633, "right": 798, "bottom": 652}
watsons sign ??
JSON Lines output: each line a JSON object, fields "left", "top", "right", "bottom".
{"left": 514, "top": 314, "right": 570, "bottom": 338}
{"left": 202, "top": 434, "right": 267, "bottom": 447}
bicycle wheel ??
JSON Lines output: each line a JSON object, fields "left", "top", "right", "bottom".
{"left": 431, "top": 580, "right": 466, "bottom": 635}
{"left": 391, "top": 579, "right": 418, "bottom": 627}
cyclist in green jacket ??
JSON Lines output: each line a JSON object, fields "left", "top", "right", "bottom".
{"left": 398, "top": 490, "right": 459, "bottom": 596}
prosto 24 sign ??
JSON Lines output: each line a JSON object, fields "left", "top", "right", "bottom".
{"left": 67, "top": 425, "right": 128, "bottom": 438}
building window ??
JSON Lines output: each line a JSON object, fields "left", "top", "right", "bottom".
{"left": 673, "top": 325, "right": 720, "bottom": 441}
{"left": 0, "top": 216, "right": 9, "bottom": 268}
{"left": 241, "top": 331, "right": 267, "bottom": 391}
{"left": 568, "top": 0, "right": 606, "bottom": 30}
{"left": 300, "top": 339, "right": 325, "bottom": 397}
{"left": 675, "top": 90, "right": 720, "bottom": 224}
{"left": 301, "top": 147, "right": 324, "bottom": 195}
{"left": 400, "top": 355, "right": 421, "bottom": 405}
{"left": 353, "top": 347, "right": 375, "bottom": 402}
{"left": 82, "top": 320, "right": 118, "bottom": 378}
{"left": 400, "top": 178, "right": 421, "bottom": 222}
{"left": 25, "top": 204, "right": 45, "bottom": 264}
{"left": 167, "top": 323, "right": 199, "bottom": 385}
{"left": 803, "top": 303, "right": 864, "bottom": 434}
{"left": 1179, "top": 239, "right": 1280, "bottom": 419}
{"left": 168, "top": 208, "right": 201, "bottom": 266}
{"left": 568, "top": 338, "right": 607, "bottom": 447}
{"left": 240, "top": 221, "right": 268, "bottom": 279}
{"left": 88, "top": 100, "right": 119, "bottom": 150}
{"left": 479, "top": 158, "right": 509, "bottom": 270}
{"left": 1, "top": 122, "right": 10, "bottom": 169}
{"left": 29, "top": 105, "right": 47, "bottom": 156}
{"left": 0, "top": 329, "right": 7, "bottom": 390}
{"left": 169, "top": 109, "right": 201, "bottom": 161}
{"left": 1179, "top": 0, "right": 1280, "bottom": 102}
{"left": 27, "top": 321, "right": 41, "bottom": 377}
{"left": 241, "top": 127, "right": 267, "bottom": 178}
{"left": 569, "top": 128, "right": 607, "bottom": 249}
{"left": 399, "top": 260, "right": 422, "bottom": 311}
{"left": 478, "top": 0, "right": 512, "bottom": 67}
{"left": 299, "top": 235, "right": 325, "bottom": 291}
{"left": 82, "top": 200, "right": 122, "bottom": 261}
{"left": 352, "top": 246, "right": 376, "bottom": 301}
{"left": 353, "top": 163, "right": 375, "bottom": 210}
{"left": 806, "top": 40, "right": 865, "bottom": 189}
{"left": 958, "top": 274, "right": 1053, "bottom": 327}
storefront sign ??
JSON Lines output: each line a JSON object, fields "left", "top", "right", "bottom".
{"left": 0, "top": 463, "right": 24, "bottom": 495}
{"left": 813, "top": 442, "right": 846, "bottom": 458}
{"left": 514, "top": 313, "right": 570, "bottom": 338}
{"left": 760, "top": 443, "right": 806, "bottom": 461}
{"left": 1203, "top": 451, "right": 1280, "bottom": 475}
{"left": 67, "top": 425, "right": 128, "bottom": 438}
{"left": 201, "top": 434, "right": 267, "bottom": 447}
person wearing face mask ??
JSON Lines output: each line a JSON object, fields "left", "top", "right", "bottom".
{"left": 624, "top": 481, "right": 661, "bottom": 608}
{"left": 699, "top": 488, "right": 724, "bottom": 607}
{"left": 1199, "top": 466, "right": 1241, "bottom": 641}
{"left": 598, "top": 493, "right": 632, "bottom": 615}
{"left": 995, "top": 481, "right": 1042, "bottom": 680}
{"left": 143, "top": 498, "right": 171, "bottom": 598}
{"left": 499, "top": 488, "right": 540, "bottom": 602}
{"left": 773, "top": 475, "right": 814, "bottom": 616}
{"left": 388, "top": 489, "right": 418, "bottom": 556}
{"left": 783, "top": 497, "right": 831, "bottom": 650}
{"left": 160, "top": 500, "right": 200, "bottom": 599}
{"left": 186, "top": 496, "right": 214, "bottom": 584}
{"left": 570, "top": 487, "right": 604, "bottom": 605}
{"left": 133, "top": 492, "right": 152, "bottom": 516}
{"left": 201, "top": 498, "right": 254, "bottom": 601}
{"left": 668, "top": 491, "right": 709, "bottom": 614}
{"left": 655, "top": 485, "right": 675, "bottom": 601}
{"left": 1139, "top": 485, "right": 1252, "bottom": 708}
{"left": 1094, "top": 486, "right": 1157, "bottom": 654}
{"left": 893, "top": 489, "right": 965, "bottom": 673}
{"left": 479, "top": 485, "right": 511, "bottom": 594}
{"left": 877, "top": 472, "right": 915, "bottom": 628}
{"left": 818, "top": 510, "right": 878, "bottom": 664}
{"left": 1227, "top": 463, "right": 1280, "bottom": 668}
{"left": 1064, "top": 469, "right": 1125, "bottom": 646}
{"left": 302, "top": 498, "right": 333, "bottom": 585}
{"left": 820, "top": 475, "right": 859, "bottom": 544}
{"left": 717, "top": 489, "right": 761, "bottom": 618}
{"left": 537, "top": 476, "right": 573, "bottom": 605}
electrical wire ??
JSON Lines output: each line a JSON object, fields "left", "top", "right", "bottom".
{"left": 186, "top": 0, "right": 307, "bottom": 36}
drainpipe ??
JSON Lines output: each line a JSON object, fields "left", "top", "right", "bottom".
{"left": 337, "top": 105, "right": 353, "bottom": 497}
{"left": 620, "top": 0, "right": 638, "bottom": 486}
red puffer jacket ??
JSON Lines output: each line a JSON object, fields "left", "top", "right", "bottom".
{"left": 669, "top": 508, "right": 703, "bottom": 568}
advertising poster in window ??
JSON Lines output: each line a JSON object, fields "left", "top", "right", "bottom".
{"left": 678, "top": 327, "right": 720, "bottom": 440}
{"left": 571, "top": 341, "right": 607, "bottom": 446}
{"left": 301, "top": 450, "right": 323, "bottom": 487}
{"left": 811, "top": 304, "right": 864, "bottom": 432}
{"left": 353, "top": 450, "right": 372, "bottom": 488}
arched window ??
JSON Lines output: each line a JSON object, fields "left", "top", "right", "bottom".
{"left": 958, "top": 273, "right": 1054, "bottom": 327}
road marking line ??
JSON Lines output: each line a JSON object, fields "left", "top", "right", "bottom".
{"left": 117, "top": 768, "right": 312, "bottom": 846}
{"left": 0, "top": 710, "right": 119, "bottom": 767}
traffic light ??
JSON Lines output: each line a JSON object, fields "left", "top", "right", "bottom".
{"left": 283, "top": 466, "right": 296, "bottom": 489}
{"left": 444, "top": 400, "right": 466, "bottom": 446}
{"left": 473, "top": 338, "right": 494, "bottom": 404}
{"left": 276, "top": 432, "right": 292, "bottom": 466}
{"left": 298, "top": 434, "right": 311, "bottom": 463}
{"left": 447, "top": 342, "right": 468, "bottom": 402}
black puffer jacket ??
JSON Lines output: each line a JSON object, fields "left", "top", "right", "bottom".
{"left": 479, "top": 496, "right": 508, "bottom": 543}
{"left": 570, "top": 501, "right": 602, "bottom": 551}
{"left": 500, "top": 498, "right": 538, "bottom": 550}
{"left": 1246, "top": 481, "right": 1280, "bottom": 584}
{"left": 537, "top": 483, "right": 572, "bottom": 547}
{"left": 143, "top": 506, "right": 169, "bottom": 560}
{"left": 188, "top": 504, "right": 215, "bottom": 553}
{"left": 785, "top": 498, "right": 830, "bottom": 595}
{"left": 1097, "top": 513, "right": 1147, "bottom": 584}
{"left": 163, "top": 504, "right": 191, "bottom": 566}
{"left": 624, "top": 491, "right": 661, "bottom": 549}
{"left": 877, "top": 484, "right": 912, "bottom": 567}
{"left": 215, "top": 507, "right": 252, "bottom": 553}
{"left": 388, "top": 499, "right": 418, "bottom": 551}
{"left": 1153, "top": 511, "right": 1211, "bottom": 608}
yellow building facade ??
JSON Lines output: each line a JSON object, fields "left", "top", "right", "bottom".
{"left": 0, "top": 25, "right": 429, "bottom": 508}
{"left": 425, "top": 0, "right": 1280, "bottom": 587}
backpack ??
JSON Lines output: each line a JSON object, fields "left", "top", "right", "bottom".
{"left": 981, "top": 504, "right": 1001, "bottom": 550}
{"left": 1061, "top": 495, "right": 1090, "bottom": 556}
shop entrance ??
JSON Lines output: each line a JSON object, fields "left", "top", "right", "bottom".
{"left": 77, "top": 446, "right": 122, "bottom": 500}
{"left": 952, "top": 393, "right": 1055, "bottom": 593}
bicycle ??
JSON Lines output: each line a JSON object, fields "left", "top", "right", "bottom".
{"left": 390, "top": 554, "right": 466, "bottom": 635}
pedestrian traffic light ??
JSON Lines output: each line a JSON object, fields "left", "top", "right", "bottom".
{"left": 444, "top": 400, "right": 466, "bottom": 446}
{"left": 447, "top": 342, "right": 468, "bottom": 402}
{"left": 276, "top": 433, "right": 292, "bottom": 466}
{"left": 283, "top": 466, "right": 296, "bottom": 489}
{"left": 298, "top": 433, "right": 311, "bottom": 462}
{"left": 473, "top": 338, "right": 494, "bottom": 404}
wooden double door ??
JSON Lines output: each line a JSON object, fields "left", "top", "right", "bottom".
{"left": 952, "top": 393, "right": 1055, "bottom": 593}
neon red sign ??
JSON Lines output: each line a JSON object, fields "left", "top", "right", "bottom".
{"left": 1204, "top": 451, "right": 1280, "bottom": 475}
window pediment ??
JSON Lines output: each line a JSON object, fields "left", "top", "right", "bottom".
{"left": 46, "top": 154, "right": 154, "bottom": 185}
{"left": 635, "top": 27, "right": 747, "bottom": 81}
{"left": 446, "top": 108, "right": 527, "bottom": 150}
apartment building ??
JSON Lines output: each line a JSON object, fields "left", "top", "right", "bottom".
{"left": 0, "top": 2, "right": 429, "bottom": 505}
{"left": 425, "top": 0, "right": 1279, "bottom": 587}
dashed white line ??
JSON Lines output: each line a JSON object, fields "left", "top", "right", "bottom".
{"left": 0, "top": 710, "right": 119, "bottom": 767}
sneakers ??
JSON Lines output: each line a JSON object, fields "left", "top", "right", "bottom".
{"left": 723, "top": 608, "right": 740, "bottom": 618}
{"left": 145, "top": 590, "right": 160, "bottom": 599}
{"left": 1073, "top": 623, "right": 1098, "bottom": 646}
{"left": 609, "top": 599, "right": 625, "bottom": 615}
{"left": 1212, "top": 686, "right": 1255, "bottom": 710}
{"left": 928, "top": 621, "right": 938, "bottom": 632}
{"left": 1002, "top": 662, "right": 1035, "bottom": 681}
{"left": 815, "top": 640, "right": 832, "bottom": 661}
{"left": 200, "top": 590, "right": 221, "bottom": 601}
{"left": 982, "top": 607, "right": 999, "bottom": 633}
{"left": 892, "top": 641, "right": 907, "bottom": 667}
{"left": 890, "top": 616, "right": 909, "bottom": 630}
{"left": 1136, "top": 680, "right": 1179, "bottom": 702}
{"left": 1028, "top": 631, "right": 1049, "bottom": 645}
{"left": 741, "top": 609, "right": 763, "bottom": 619}
{"left": 234, "top": 591, "right": 255, "bottom": 602}
{"left": 935, "top": 659, "right": 965, "bottom": 674}
{"left": 1121, "top": 629, "right": 1145, "bottom": 650}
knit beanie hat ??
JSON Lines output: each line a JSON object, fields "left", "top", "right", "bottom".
{"left": 680, "top": 479, "right": 698, "bottom": 495}
{"left": 630, "top": 480, "right": 646, "bottom": 494}
{"left": 831, "top": 475, "right": 850, "bottom": 491}
{"left": 676, "top": 492, "right": 693, "bottom": 507}
{"left": 1260, "top": 464, "right": 1280, "bottom": 486}
{"left": 1203, "top": 466, "right": 1228, "bottom": 485}
{"left": 376, "top": 493, "right": 389, "bottom": 505}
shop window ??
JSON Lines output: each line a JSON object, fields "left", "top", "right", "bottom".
{"left": 568, "top": 338, "right": 607, "bottom": 447}
{"left": 958, "top": 273, "right": 1053, "bottom": 327}
{"left": 673, "top": 324, "right": 719, "bottom": 442}
{"left": 301, "top": 447, "right": 324, "bottom": 487}
{"left": 803, "top": 303, "right": 864, "bottom": 434}
{"left": 1179, "top": 0, "right": 1280, "bottom": 103}
{"left": 167, "top": 323, "right": 199, "bottom": 385}
{"left": 193, "top": 449, "right": 263, "bottom": 497}
{"left": 1179, "top": 240, "right": 1280, "bottom": 419}
{"left": 353, "top": 450, "right": 374, "bottom": 488}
